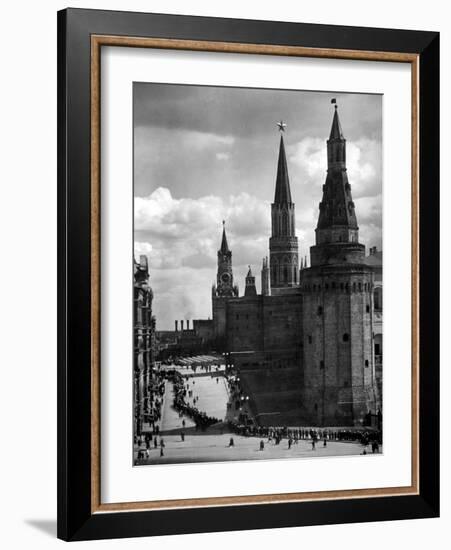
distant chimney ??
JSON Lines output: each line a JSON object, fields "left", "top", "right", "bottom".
{"left": 181, "top": 320, "right": 184, "bottom": 331}
{"left": 186, "top": 319, "right": 190, "bottom": 330}
{"left": 175, "top": 320, "right": 178, "bottom": 332}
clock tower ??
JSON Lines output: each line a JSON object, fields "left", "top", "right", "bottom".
{"left": 213, "top": 221, "right": 238, "bottom": 298}
{"left": 212, "top": 222, "right": 238, "bottom": 349}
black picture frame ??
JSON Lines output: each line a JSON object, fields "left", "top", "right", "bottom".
{"left": 57, "top": 7, "right": 439, "bottom": 541}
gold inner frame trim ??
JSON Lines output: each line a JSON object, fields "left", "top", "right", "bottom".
{"left": 90, "top": 34, "right": 419, "bottom": 514}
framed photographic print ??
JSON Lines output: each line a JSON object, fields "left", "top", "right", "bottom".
{"left": 57, "top": 8, "right": 439, "bottom": 541}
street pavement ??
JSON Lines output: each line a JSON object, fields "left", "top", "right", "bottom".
{"left": 183, "top": 375, "right": 228, "bottom": 421}
{"left": 136, "top": 431, "right": 377, "bottom": 465}
{"left": 135, "top": 371, "right": 380, "bottom": 465}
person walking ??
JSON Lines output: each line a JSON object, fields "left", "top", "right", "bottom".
{"left": 312, "top": 438, "right": 316, "bottom": 450}
{"left": 228, "top": 437, "right": 235, "bottom": 447}
{"left": 260, "top": 440, "right": 265, "bottom": 451}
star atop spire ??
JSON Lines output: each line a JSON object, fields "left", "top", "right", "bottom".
{"left": 277, "top": 120, "right": 287, "bottom": 132}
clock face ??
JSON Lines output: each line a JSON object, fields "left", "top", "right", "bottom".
{"left": 221, "top": 272, "right": 230, "bottom": 284}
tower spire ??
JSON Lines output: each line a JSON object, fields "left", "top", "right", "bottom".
{"left": 269, "top": 122, "right": 299, "bottom": 289}
{"left": 220, "top": 220, "right": 229, "bottom": 254}
{"left": 274, "top": 134, "right": 292, "bottom": 204}
{"left": 310, "top": 100, "right": 365, "bottom": 267}
{"left": 329, "top": 99, "right": 344, "bottom": 140}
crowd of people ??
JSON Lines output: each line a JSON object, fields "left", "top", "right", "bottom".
{"left": 134, "top": 364, "right": 382, "bottom": 463}
{"left": 226, "top": 423, "right": 381, "bottom": 445}
{"left": 167, "top": 370, "right": 221, "bottom": 431}
{"left": 146, "top": 372, "right": 165, "bottom": 428}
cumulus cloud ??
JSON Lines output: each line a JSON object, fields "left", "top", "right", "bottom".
{"left": 288, "top": 136, "right": 382, "bottom": 198}
{"left": 135, "top": 188, "right": 274, "bottom": 328}
{"left": 216, "top": 152, "right": 231, "bottom": 161}
{"left": 289, "top": 137, "right": 325, "bottom": 181}
{"left": 134, "top": 241, "right": 152, "bottom": 257}
{"left": 133, "top": 86, "right": 382, "bottom": 329}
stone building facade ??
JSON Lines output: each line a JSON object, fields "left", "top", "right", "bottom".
{"left": 133, "top": 255, "right": 157, "bottom": 435}
{"left": 203, "top": 104, "right": 382, "bottom": 427}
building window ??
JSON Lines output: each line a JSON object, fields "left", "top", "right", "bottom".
{"left": 343, "top": 333, "right": 349, "bottom": 342}
{"left": 374, "top": 287, "right": 383, "bottom": 311}
{"left": 320, "top": 360, "right": 325, "bottom": 369}
{"left": 366, "top": 304, "right": 370, "bottom": 313}
{"left": 314, "top": 403, "right": 318, "bottom": 411}
{"left": 308, "top": 335, "right": 312, "bottom": 344}
{"left": 365, "top": 360, "right": 369, "bottom": 367}
{"left": 236, "top": 314, "right": 239, "bottom": 320}
{"left": 317, "top": 306, "right": 323, "bottom": 315}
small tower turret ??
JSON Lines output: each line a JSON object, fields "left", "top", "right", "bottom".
{"left": 244, "top": 265, "right": 257, "bottom": 297}
{"left": 261, "top": 257, "right": 270, "bottom": 296}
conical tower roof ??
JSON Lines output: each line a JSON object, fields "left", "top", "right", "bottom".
{"left": 219, "top": 222, "right": 229, "bottom": 254}
{"left": 274, "top": 135, "right": 292, "bottom": 204}
{"left": 329, "top": 106, "right": 344, "bottom": 140}
{"left": 317, "top": 104, "right": 358, "bottom": 231}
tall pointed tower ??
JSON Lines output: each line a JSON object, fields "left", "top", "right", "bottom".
{"left": 301, "top": 101, "right": 379, "bottom": 427}
{"left": 269, "top": 122, "right": 299, "bottom": 292}
{"left": 310, "top": 103, "right": 365, "bottom": 266}
{"left": 213, "top": 222, "right": 238, "bottom": 297}
{"left": 212, "top": 222, "right": 238, "bottom": 350}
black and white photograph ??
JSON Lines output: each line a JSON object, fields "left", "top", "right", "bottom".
{"left": 133, "top": 83, "right": 383, "bottom": 465}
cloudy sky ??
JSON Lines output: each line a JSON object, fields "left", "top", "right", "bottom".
{"left": 134, "top": 83, "right": 382, "bottom": 330}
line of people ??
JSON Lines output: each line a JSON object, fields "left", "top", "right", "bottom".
{"left": 168, "top": 370, "right": 220, "bottom": 431}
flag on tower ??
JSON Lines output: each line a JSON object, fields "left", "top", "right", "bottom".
{"left": 331, "top": 98, "right": 336, "bottom": 104}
